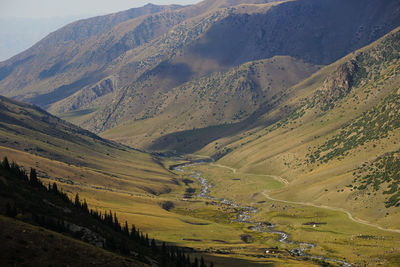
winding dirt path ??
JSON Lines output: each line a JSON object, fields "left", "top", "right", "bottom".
{"left": 262, "top": 191, "right": 400, "bottom": 234}
{"left": 209, "top": 162, "right": 400, "bottom": 234}
{"left": 210, "top": 163, "right": 237, "bottom": 174}
{"left": 177, "top": 161, "right": 352, "bottom": 266}
{"left": 210, "top": 163, "right": 289, "bottom": 184}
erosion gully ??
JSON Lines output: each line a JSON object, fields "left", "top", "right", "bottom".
{"left": 173, "top": 159, "right": 351, "bottom": 267}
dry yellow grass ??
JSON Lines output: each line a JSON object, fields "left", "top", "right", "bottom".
{"left": 186, "top": 163, "right": 400, "bottom": 266}
{"left": 0, "top": 146, "right": 323, "bottom": 266}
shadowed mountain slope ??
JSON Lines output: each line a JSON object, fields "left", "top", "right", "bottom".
{"left": 80, "top": 0, "right": 400, "bottom": 138}
{"left": 101, "top": 56, "right": 320, "bottom": 149}
{"left": 0, "top": 0, "right": 399, "bottom": 150}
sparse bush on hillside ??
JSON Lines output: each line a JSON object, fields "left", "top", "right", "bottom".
{"left": 160, "top": 201, "right": 175, "bottom": 211}
{"left": 307, "top": 92, "right": 400, "bottom": 164}
{"left": 352, "top": 150, "right": 400, "bottom": 208}
{"left": 213, "top": 147, "right": 232, "bottom": 160}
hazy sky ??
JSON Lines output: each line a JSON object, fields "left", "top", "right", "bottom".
{"left": 0, "top": 0, "right": 201, "bottom": 19}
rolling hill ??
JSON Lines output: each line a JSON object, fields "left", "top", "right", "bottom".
{"left": 0, "top": 95, "right": 176, "bottom": 196}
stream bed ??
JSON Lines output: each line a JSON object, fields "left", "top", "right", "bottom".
{"left": 174, "top": 161, "right": 351, "bottom": 267}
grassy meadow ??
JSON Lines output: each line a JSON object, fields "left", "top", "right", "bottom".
{"left": 184, "top": 163, "right": 400, "bottom": 266}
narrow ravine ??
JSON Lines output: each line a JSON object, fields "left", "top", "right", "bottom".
{"left": 174, "top": 160, "right": 352, "bottom": 267}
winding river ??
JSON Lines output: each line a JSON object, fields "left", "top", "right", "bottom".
{"left": 174, "top": 160, "right": 351, "bottom": 267}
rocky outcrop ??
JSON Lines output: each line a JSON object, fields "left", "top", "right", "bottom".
{"left": 316, "top": 60, "right": 358, "bottom": 111}
{"left": 65, "top": 222, "right": 106, "bottom": 248}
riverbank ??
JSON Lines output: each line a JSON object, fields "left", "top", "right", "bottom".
{"left": 174, "top": 160, "right": 352, "bottom": 266}
{"left": 173, "top": 160, "right": 400, "bottom": 266}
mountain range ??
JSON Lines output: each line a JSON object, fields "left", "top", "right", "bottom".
{"left": 1, "top": 0, "right": 400, "bottom": 266}
{"left": 1, "top": 0, "right": 399, "bottom": 151}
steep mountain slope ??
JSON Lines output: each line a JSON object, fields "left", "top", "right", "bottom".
{"left": 1, "top": 0, "right": 399, "bottom": 150}
{"left": 0, "top": 0, "right": 273, "bottom": 106}
{"left": 101, "top": 56, "right": 320, "bottom": 149}
{"left": 0, "top": 96, "right": 176, "bottom": 195}
{"left": 80, "top": 0, "right": 400, "bottom": 139}
{"left": 0, "top": 3, "right": 184, "bottom": 103}
{"left": 203, "top": 27, "right": 400, "bottom": 228}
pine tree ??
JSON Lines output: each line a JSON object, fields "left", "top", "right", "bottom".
{"left": 193, "top": 257, "right": 199, "bottom": 267}
{"left": 82, "top": 199, "right": 89, "bottom": 213}
{"left": 200, "top": 256, "right": 206, "bottom": 267}
{"left": 123, "top": 221, "right": 129, "bottom": 236}
{"left": 74, "top": 193, "right": 81, "bottom": 208}
{"left": 169, "top": 246, "right": 175, "bottom": 259}
{"left": 105, "top": 210, "right": 113, "bottom": 226}
{"left": 6, "top": 202, "right": 17, "bottom": 217}
{"left": 120, "top": 240, "right": 129, "bottom": 255}
{"left": 135, "top": 229, "right": 140, "bottom": 241}
{"left": 106, "top": 236, "right": 116, "bottom": 250}
{"left": 130, "top": 224, "right": 136, "bottom": 239}
{"left": 52, "top": 182, "right": 58, "bottom": 193}
{"left": 176, "top": 249, "right": 184, "bottom": 267}
{"left": 57, "top": 219, "right": 65, "bottom": 232}
{"left": 29, "top": 168, "right": 39, "bottom": 187}
{"left": 160, "top": 254, "right": 167, "bottom": 267}
{"left": 113, "top": 212, "right": 121, "bottom": 231}
{"left": 151, "top": 238, "right": 157, "bottom": 252}
{"left": 1, "top": 157, "right": 10, "bottom": 170}
{"left": 140, "top": 232, "right": 145, "bottom": 245}
{"left": 186, "top": 254, "right": 191, "bottom": 266}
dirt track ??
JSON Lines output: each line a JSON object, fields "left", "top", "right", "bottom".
{"left": 210, "top": 162, "right": 400, "bottom": 234}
